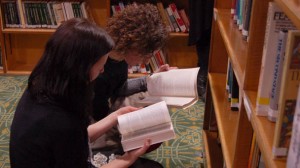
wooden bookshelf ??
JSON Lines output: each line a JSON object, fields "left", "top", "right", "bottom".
{"left": 215, "top": 9, "right": 247, "bottom": 86}
{"left": 2, "top": 28, "right": 55, "bottom": 34}
{"left": 0, "top": 0, "right": 196, "bottom": 74}
{"left": 204, "top": 0, "right": 300, "bottom": 167}
{"left": 202, "top": 130, "right": 223, "bottom": 168}
{"left": 244, "top": 91, "right": 286, "bottom": 168}
{"left": 208, "top": 73, "right": 239, "bottom": 168}
{"left": 208, "top": 72, "right": 253, "bottom": 167}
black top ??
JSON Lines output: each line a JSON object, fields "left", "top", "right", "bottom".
{"left": 93, "top": 57, "right": 147, "bottom": 121}
{"left": 188, "top": 0, "right": 214, "bottom": 46}
{"left": 10, "top": 90, "right": 90, "bottom": 168}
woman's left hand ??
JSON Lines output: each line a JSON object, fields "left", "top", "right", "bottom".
{"left": 155, "top": 64, "right": 177, "bottom": 73}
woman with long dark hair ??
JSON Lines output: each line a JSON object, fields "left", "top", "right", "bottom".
{"left": 9, "top": 18, "right": 150, "bottom": 168}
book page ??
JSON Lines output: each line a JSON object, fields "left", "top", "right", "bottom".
{"left": 136, "top": 96, "right": 196, "bottom": 107}
{"left": 117, "top": 101, "right": 170, "bottom": 134}
{"left": 122, "top": 122, "right": 173, "bottom": 141}
{"left": 147, "top": 68, "right": 199, "bottom": 97}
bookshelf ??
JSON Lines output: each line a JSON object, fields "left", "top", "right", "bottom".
{"left": 203, "top": 0, "right": 300, "bottom": 167}
{"left": 0, "top": 0, "right": 196, "bottom": 75}
{"left": 0, "top": 0, "right": 108, "bottom": 74}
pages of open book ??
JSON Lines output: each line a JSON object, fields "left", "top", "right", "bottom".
{"left": 117, "top": 101, "right": 170, "bottom": 135}
{"left": 135, "top": 96, "right": 197, "bottom": 108}
{"left": 135, "top": 68, "right": 200, "bottom": 108}
{"left": 147, "top": 67, "right": 199, "bottom": 97}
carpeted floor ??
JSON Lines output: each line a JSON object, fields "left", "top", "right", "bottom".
{"left": 0, "top": 75, "right": 205, "bottom": 168}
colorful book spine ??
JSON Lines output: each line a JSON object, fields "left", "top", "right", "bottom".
{"left": 169, "top": 3, "right": 187, "bottom": 32}
{"left": 287, "top": 86, "right": 300, "bottom": 168}
{"left": 242, "top": 0, "right": 252, "bottom": 40}
{"left": 165, "top": 7, "right": 180, "bottom": 32}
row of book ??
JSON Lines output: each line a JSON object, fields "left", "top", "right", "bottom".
{"left": 111, "top": 1, "right": 189, "bottom": 33}
{"left": 226, "top": 59, "right": 239, "bottom": 111}
{"left": 253, "top": 2, "right": 299, "bottom": 159}
{"left": 1, "top": 1, "right": 89, "bottom": 28}
{"left": 128, "top": 49, "right": 167, "bottom": 74}
{"left": 231, "top": 0, "right": 253, "bottom": 41}
{"left": 248, "top": 134, "right": 266, "bottom": 168}
{"left": 227, "top": 1, "right": 300, "bottom": 161}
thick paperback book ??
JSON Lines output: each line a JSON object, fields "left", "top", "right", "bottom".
{"left": 117, "top": 101, "right": 175, "bottom": 152}
{"left": 135, "top": 67, "right": 199, "bottom": 109}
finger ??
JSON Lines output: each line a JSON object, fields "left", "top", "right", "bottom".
{"left": 129, "top": 139, "right": 151, "bottom": 156}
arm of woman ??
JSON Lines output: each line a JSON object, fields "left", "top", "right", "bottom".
{"left": 115, "top": 76, "right": 148, "bottom": 97}
{"left": 87, "top": 106, "right": 139, "bottom": 142}
{"left": 114, "top": 64, "right": 178, "bottom": 97}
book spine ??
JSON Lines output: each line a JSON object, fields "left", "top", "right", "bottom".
{"left": 230, "top": 71, "right": 239, "bottom": 111}
{"left": 166, "top": 7, "right": 180, "bottom": 32}
{"left": 256, "top": 2, "right": 296, "bottom": 116}
{"left": 231, "top": 0, "right": 237, "bottom": 18}
{"left": 242, "top": 0, "right": 252, "bottom": 40}
{"left": 169, "top": 3, "right": 187, "bottom": 32}
{"left": 238, "top": 0, "right": 244, "bottom": 30}
{"left": 287, "top": 85, "right": 300, "bottom": 167}
{"left": 273, "top": 30, "right": 300, "bottom": 158}
{"left": 268, "top": 30, "right": 288, "bottom": 122}
{"left": 178, "top": 9, "right": 189, "bottom": 31}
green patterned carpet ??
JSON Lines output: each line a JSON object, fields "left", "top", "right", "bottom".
{"left": 0, "top": 75, "right": 205, "bottom": 168}
{"left": 0, "top": 76, "right": 28, "bottom": 168}
{"left": 144, "top": 102, "right": 205, "bottom": 168}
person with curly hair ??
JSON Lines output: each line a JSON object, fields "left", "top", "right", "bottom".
{"left": 93, "top": 3, "right": 175, "bottom": 121}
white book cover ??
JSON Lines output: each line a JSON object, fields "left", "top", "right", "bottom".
{"left": 256, "top": 2, "right": 296, "bottom": 116}
{"left": 267, "top": 30, "right": 288, "bottom": 122}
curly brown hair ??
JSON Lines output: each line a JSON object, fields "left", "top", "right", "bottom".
{"left": 106, "top": 3, "right": 168, "bottom": 55}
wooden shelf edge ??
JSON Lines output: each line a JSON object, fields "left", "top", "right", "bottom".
{"left": 215, "top": 8, "right": 247, "bottom": 87}
{"left": 6, "top": 70, "right": 31, "bottom": 75}
{"left": 128, "top": 73, "right": 148, "bottom": 79}
{"left": 202, "top": 130, "right": 223, "bottom": 168}
{"left": 244, "top": 90, "right": 286, "bottom": 168}
{"left": 169, "top": 32, "right": 188, "bottom": 38}
{"left": 208, "top": 72, "right": 239, "bottom": 168}
{"left": 2, "top": 28, "right": 55, "bottom": 34}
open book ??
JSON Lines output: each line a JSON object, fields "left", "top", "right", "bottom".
{"left": 117, "top": 101, "right": 175, "bottom": 152}
{"left": 136, "top": 67, "right": 200, "bottom": 108}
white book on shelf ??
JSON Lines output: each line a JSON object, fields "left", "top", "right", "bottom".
{"left": 256, "top": 2, "right": 296, "bottom": 116}
{"left": 267, "top": 30, "right": 288, "bottom": 122}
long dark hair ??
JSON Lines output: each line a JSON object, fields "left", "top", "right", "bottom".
{"left": 28, "top": 18, "right": 114, "bottom": 118}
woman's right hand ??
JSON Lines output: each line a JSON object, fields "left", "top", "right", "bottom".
{"left": 114, "top": 106, "right": 140, "bottom": 116}
{"left": 111, "top": 106, "right": 140, "bottom": 125}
